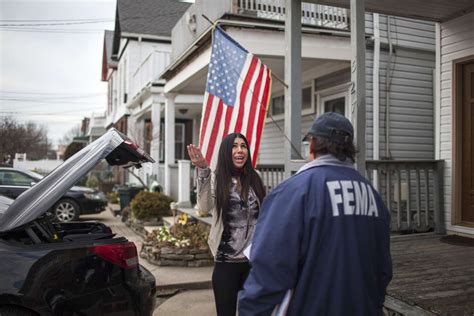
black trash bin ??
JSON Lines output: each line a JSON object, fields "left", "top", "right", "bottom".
{"left": 128, "top": 186, "right": 144, "bottom": 201}
{"left": 117, "top": 186, "right": 131, "bottom": 211}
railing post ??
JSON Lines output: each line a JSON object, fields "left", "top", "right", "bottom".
{"left": 177, "top": 160, "right": 192, "bottom": 208}
{"left": 433, "top": 161, "right": 446, "bottom": 234}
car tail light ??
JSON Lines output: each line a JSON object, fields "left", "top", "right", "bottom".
{"left": 89, "top": 242, "right": 139, "bottom": 269}
{"left": 124, "top": 140, "right": 139, "bottom": 150}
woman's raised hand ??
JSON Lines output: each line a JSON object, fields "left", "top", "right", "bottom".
{"left": 187, "top": 144, "right": 208, "bottom": 169}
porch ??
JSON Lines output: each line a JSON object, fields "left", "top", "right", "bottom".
{"left": 386, "top": 233, "right": 474, "bottom": 315}
{"left": 159, "top": 0, "right": 354, "bottom": 200}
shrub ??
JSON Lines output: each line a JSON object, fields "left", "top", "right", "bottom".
{"left": 131, "top": 191, "right": 174, "bottom": 220}
{"left": 107, "top": 191, "right": 119, "bottom": 204}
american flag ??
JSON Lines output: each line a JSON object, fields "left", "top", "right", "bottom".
{"left": 199, "top": 26, "right": 272, "bottom": 169}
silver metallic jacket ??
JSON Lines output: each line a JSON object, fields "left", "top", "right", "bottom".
{"left": 196, "top": 167, "right": 260, "bottom": 260}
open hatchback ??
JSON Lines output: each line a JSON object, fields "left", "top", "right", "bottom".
{"left": 0, "top": 128, "right": 157, "bottom": 316}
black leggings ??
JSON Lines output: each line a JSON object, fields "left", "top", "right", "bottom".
{"left": 212, "top": 261, "right": 251, "bottom": 316}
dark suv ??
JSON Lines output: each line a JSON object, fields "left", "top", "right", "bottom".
{"left": 0, "top": 167, "right": 108, "bottom": 222}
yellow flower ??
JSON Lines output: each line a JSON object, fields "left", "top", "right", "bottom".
{"left": 177, "top": 213, "right": 188, "bottom": 225}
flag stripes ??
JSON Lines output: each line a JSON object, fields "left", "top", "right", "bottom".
{"left": 199, "top": 27, "right": 272, "bottom": 170}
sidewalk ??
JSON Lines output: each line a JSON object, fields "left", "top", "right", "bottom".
{"left": 81, "top": 208, "right": 216, "bottom": 316}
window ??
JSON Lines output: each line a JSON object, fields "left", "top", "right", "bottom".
{"left": 302, "top": 86, "right": 312, "bottom": 110}
{"left": 318, "top": 89, "right": 349, "bottom": 117}
{"left": 270, "top": 95, "right": 285, "bottom": 116}
{"left": 175, "top": 123, "right": 185, "bottom": 160}
{"left": 324, "top": 97, "right": 346, "bottom": 115}
{"left": 159, "top": 122, "right": 186, "bottom": 162}
{"left": 269, "top": 86, "right": 314, "bottom": 118}
{"left": 123, "top": 57, "right": 128, "bottom": 104}
{"left": 144, "top": 120, "right": 152, "bottom": 154}
{"left": 0, "top": 171, "right": 33, "bottom": 186}
{"left": 159, "top": 122, "right": 165, "bottom": 162}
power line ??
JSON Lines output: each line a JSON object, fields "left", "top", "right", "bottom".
{"left": 0, "top": 90, "right": 105, "bottom": 95}
{"left": 0, "top": 18, "right": 113, "bottom": 22}
{"left": 0, "top": 20, "right": 114, "bottom": 27}
{"left": 0, "top": 106, "right": 105, "bottom": 115}
{"left": 0, "top": 95, "right": 105, "bottom": 102}
{"left": 0, "top": 28, "right": 104, "bottom": 34}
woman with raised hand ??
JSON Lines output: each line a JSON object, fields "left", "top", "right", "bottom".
{"left": 187, "top": 133, "right": 266, "bottom": 316}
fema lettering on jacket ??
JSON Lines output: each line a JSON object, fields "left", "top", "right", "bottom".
{"left": 326, "top": 180, "right": 379, "bottom": 217}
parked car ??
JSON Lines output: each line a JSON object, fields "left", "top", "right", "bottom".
{"left": 0, "top": 167, "right": 108, "bottom": 222}
{"left": 0, "top": 129, "right": 156, "bottom": 315}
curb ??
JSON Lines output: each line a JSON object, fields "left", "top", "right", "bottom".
{"left": 156, "top": 280, "right": 212, "bottom": 292}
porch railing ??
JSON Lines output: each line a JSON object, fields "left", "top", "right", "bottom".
{"left": 366, "top": 160, "right": 445, "bottom": 234}
{"left": 234, "top": 0, "right": 349, "bottom": 30}
{"left": 256, "top": 164, "right": 285, "bottom": 192}
{"left": 256, "top": 160, "right": 445, "bottom": 234}
{"left": 130, "top": 50, "right": 170, "bottom": 99}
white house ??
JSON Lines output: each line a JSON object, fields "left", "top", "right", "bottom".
{"left": 160, "top": 0, "right": 443, "bottom": 231}
{"left": 301, "top": 0, "right": 474, "bottom": 236}
{"left": 101, "top": 0, "right": 202, "bottom": 198}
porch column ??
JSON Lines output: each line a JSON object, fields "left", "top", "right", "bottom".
{"left": 284, "top": 0, "right": 302, "bottom": 179}
{"left": 150, "top": 98, "right": 162, "bottom": 182}
{"left": 164, "top": 93, "right": 176, "bottom": 196}
{"left": 350, "top": 0, "right": 367, "bottom": 174}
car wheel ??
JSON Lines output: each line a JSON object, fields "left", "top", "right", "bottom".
{"left": 54, "top": 199, "right": 80, "bottom": 222}
{"left": 0, "top": 305, "right": 36, "bottom": 316}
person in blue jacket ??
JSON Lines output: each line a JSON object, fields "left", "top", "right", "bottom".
{"left": 239, "top": 112, "right": 392, "bottom": 315}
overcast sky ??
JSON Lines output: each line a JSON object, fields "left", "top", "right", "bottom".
{"left": 0, "top": 0, "right": 116, "bottom": 147}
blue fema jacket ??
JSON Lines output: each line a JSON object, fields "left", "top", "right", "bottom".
{"left": 239, "top": 155, "right": 392, "bottom": 316}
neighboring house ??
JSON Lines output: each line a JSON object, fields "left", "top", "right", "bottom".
{"left": 86, "top": 112, "right": 106, "bottom": 143}
{"left": 101, "top": 0, "right": 200, "bottom": 197}
{"left": 160, "top": 0, "right": 439, "bottom": 225}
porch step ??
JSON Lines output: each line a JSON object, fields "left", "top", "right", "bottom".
{"left": 163, "top": 216, "right": 175, "bottom": 227}
{"left": 176, "top": 207, "right": 212, "bottom": 226}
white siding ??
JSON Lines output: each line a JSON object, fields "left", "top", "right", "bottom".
{"left": 366, "top": 48, "right": 435, "bottom": 160}
{"left": 258, "top": 45, "right": 436, "bottom": 165}
{"left": 439, "top": 12, "right": 474, "bottom": 235}
{"left": 258, "top": 114, "right": 314, "bottom": 165}
{"left": 366, "top": 14, "right": 436, "bottom": 52}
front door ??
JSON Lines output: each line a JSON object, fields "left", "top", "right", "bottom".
{"left": 461, "top": 62, "right": 474, "bottom": 223}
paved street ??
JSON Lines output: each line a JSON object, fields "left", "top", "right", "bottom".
{"left": 80, "top": 210, "right": 216, "bottom": 315}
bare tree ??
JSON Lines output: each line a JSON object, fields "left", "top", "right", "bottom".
{"left": 58, "top": 124, "right": 82, "bottom": 146}
{"left": 0, "top": 116, "right": 51, "bottom": 165}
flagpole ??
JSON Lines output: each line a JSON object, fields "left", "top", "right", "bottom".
{"left": 201, "top": 14, "right": 305, "bottom": 161}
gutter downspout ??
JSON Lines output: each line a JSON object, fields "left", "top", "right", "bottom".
{"left": 373, "top": 13, "right": 380, "bottom": 190}
{"left": 385, "top": 16, "right": 393, "bottom": 159}
{"left": 434, "top": 23, "right": 441, "bottom": 160}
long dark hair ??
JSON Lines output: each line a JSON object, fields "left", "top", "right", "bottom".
{"left": 215, "top": 133, "right": 266, "bottom": 221}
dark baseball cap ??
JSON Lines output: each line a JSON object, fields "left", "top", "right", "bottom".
{"left": 303, "top": 112, "right": 354, "bottom": 144}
